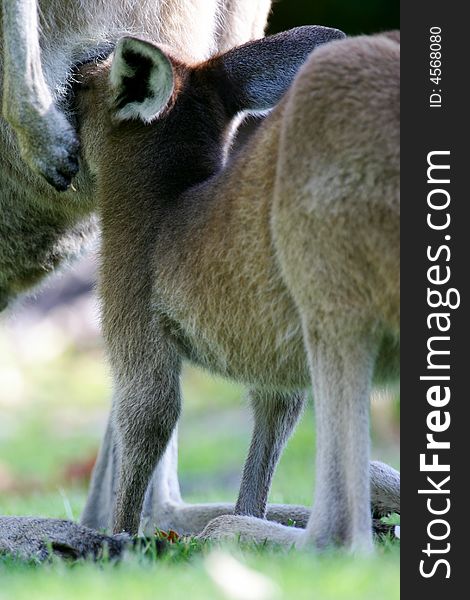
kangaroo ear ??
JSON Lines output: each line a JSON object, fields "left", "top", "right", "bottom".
{"left": 110, "top": 37, "right": 174, "bottom": 123}
{"left": 211, "top": 26, "right": 345, "bottom": 114}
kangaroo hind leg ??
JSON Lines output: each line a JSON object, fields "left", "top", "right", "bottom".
{"left": 302, "top": 321, "right": 376, "bottom": 551}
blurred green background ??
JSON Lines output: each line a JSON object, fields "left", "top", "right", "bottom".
{"left": 0, "top": 2, "right": 399, "bottom": 598}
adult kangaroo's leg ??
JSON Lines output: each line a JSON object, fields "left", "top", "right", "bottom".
{"left": 80, "top": 415, "right": 119, "bottom": 530}
{"left": 2, "top": 0, "right": 79, "bottom": 189}
{"left": 268, "top": 32, "right": 398, "bottom": 550}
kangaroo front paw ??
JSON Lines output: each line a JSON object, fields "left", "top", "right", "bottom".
{"left": 15, "top": 105, "right": 80, "bottom": 191}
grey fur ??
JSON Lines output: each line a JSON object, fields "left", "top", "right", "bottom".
{"left": 370, "top": 459, "right": 400, "bottom": 517}
{"left": 81, "top": 417, "right": 399, "bottom": 535}
{"left": 81, "top": 401, "right": 314, "bottom": 535}
{"left": 236, "top": 391, "right": 306, "bottom": 518}
{"left": 74, "top": 28, "right": 399, "bottom": 551}
{"left": 0, "top": 0, "right": 271, "bottom": 305}
{"left": 2, "top": 0, "right": 80, "bottom": 191}
{"left": 0, "top": 517, "right": 129, "bottom": 561}
{"left": 3, "top": 0, "right": 318, "bottom": 556}
{"left": 1, "top": 0, "right": 272, "bottom": 189}
{"left": 0, "top": 0, "right": 400, "bottom": 556}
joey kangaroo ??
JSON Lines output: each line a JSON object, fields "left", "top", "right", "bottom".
{"left": 75, "top": 27, "right": 400, "bottom": 550}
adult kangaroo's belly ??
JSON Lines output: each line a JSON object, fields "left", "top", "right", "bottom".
{"left": 0, "top": 150, "right": 97, "bottom": 309}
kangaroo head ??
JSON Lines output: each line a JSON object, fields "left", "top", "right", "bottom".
{"left": 76, "top": 26, "right": 345, "bottom": 189}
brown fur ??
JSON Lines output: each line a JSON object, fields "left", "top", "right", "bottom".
{"left": 76, "top": 29, "right": 399, "bottom": 549}
{"left": 3, "top": 0, "right": 311, "bottom": 542}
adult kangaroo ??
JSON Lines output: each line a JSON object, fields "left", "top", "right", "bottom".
{"left": 74, "top": 28, "right": 400, "bottom": 550}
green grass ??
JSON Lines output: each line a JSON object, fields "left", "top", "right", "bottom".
{"left": 0, "top": 332, "right": 400, "bottom": 599}
{"left": 0, "top": 541, "right": 399, "bottom": 600}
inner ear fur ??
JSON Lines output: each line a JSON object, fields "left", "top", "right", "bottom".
{"left": 110, "top": 37, "right": 174, "bottom": 123}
